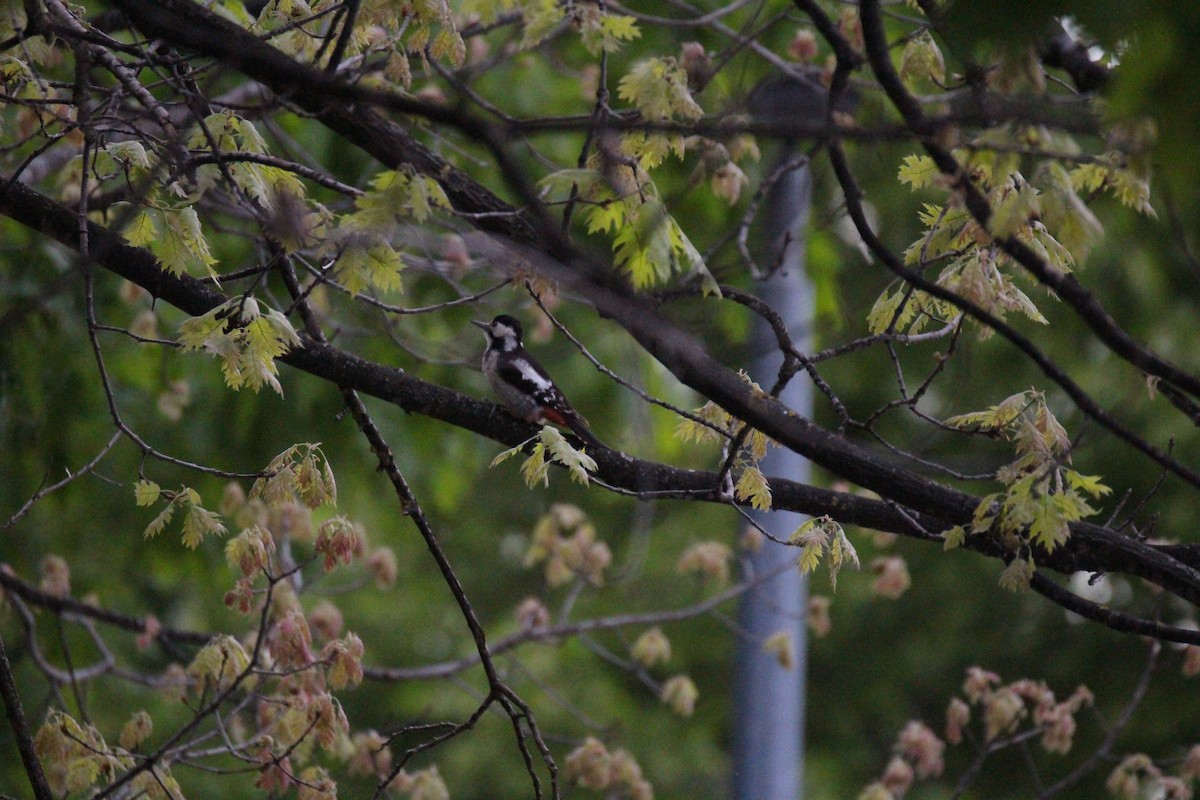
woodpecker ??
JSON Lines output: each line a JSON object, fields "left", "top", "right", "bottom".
{"left": 472, "top": 314, "right": 603, "bottom": 449}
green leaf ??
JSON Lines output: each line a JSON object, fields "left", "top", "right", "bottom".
{"left": 337, "top": 241, "right": 405, "bottom": 296}
{"left": 581, "top": 12, "right": 641, "bottom": 55}
{"left": 1028, "top": 493, "right": 1070, "bottom": 551}
{"left": 519, "top": 0, "right": 566, "bottom": 49}
{"left": 1064, "top": 469, "right": 1112, "bottom": 499}
{"left": 539, "top": 168, "right": 605, "bottom": 200}
{"left": 430, "top": 27, "right": 466, "bottom": 66}
{"left": 945, "top": 390, "right": 1031, "bottom": 433}
{"left": 540, "top": 426, "right": 598, "bottom": 486}
{"left": 585, "top": 199, "right": 627, "bottom": 235}
{"left": 1109, "top": 167, "right": 1154, "bottom": 216}
{"left": 180, "top": 493, "right": 226, "bottom": 550}
{"left": 865, "top": 286, "right": 923, "bottom": 334}
{"left": 734, "top": 465, "right": 772, "bottom": 511}
{"left": 1027, "top": 224, "right": 1075, "bottom": 276}
{"left": 352, "top": 167, "right": 450, "bottom": 228}
{"left": 1038, "top": 161, "right": 1103, "bottom": 263}
{"left": 519, "top": 443, "right": 550, "bottom": 488}
{"left": 790, "top": 518, "right": 830, "bottom": 575}
{"left": 178, "top": 299, "right": 300, "bottom": 395}
{"left": 187, "top": 634, "right": 250, "bottom": 693}
{"left": 134, "top": 480, "right": 161, "bottom": 507}
{"left": 490, "top": 442, "right": 529, "bottom": 467}
{"left": 1068, "top": 162, "right": 1107, "bottom": 193}
{"left": 971, "top": 493, "right": 1001, "bottom": 534}
{"left": 156, "top": 207, "right": 218, "bottom": 277}
{"left": 143, "top": 501, "right": 175, "bottom": 540}
{"left": 123, "top": 208, "right": 159, "bottom": 248}
{"left": 942, "top": 525, "right": 966, "bottom": 551}
{"left": 897, "top": 154, "right": 939, "bottom": 189}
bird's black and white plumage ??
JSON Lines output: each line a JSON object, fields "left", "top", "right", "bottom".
{"left": 472, "top": 314, "right": 603, "bottom": 449}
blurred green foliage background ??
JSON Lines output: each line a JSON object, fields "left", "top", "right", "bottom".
{"left": 4, "top": 1, "right": 1200, "bottom": 798}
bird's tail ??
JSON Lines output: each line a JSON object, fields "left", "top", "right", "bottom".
{"left": 562, "top": 410, "right": 604, "bottom": 450}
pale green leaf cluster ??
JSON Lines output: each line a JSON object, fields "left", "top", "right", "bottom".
{"left": 674, "top": 401, "right": 732, "bottom": 446}
{"left": 514, "top": 0, "right": 565, "bottom": 49}
{"left": 942, "top": 524, "right": 966, "bottom": 551}
{"left": 590, "top": 196, "right": 708, "bottom": 290}
{"left": 866, "top": 284, "right": 924, "bottom": 335}
{"left": 34, "top": 709, "right": 119, "bottom": 798}
{"left": 114, "top": 111, "right": 319, "bottom": 275}
{"left": 899, "top": 30, "right": 945, "bottom": 89}
{"left": 1036, "top": 162, "right": 1104, "bottom": 262}
{"left": 335, "top": 241, "right": 406, "bottom": 296}
{"left": 491, "top": 426, "right": 598, "bottom": 488}
{"left": 67, "top": 140, "right": 152, "bottom": 188}
{"left": 134, "top": 479, "right": 162, "bottom": 507}
{"left": 577, "top": 7, "right": 641, "bottom": 55}
{"left": 593, "top": 193, "right": 717, "bottom": 291}
{"left": 118, "top": 710, "right": 153, "bottom": 751}
{"left": 250, "top": 0, "right": 343, "bottom": 61}
{"left": 459, "top": 0, "right": 519, "bottom": 24}
{"left": 618, "top": 57, "right": 703, "bottom": 123}
{"left": 676, "top": 378, "right": 774, "bottom": 509}
{"left": 0, "top": 3, "right": 52, "bottom": 65}
{"left": 352, "top": 167, "right": 451, "bottom": 227}
{"left": 225, "top": 525, "right": 276, "bottom": 578}
{"left": 121, "top": 205, "right": 219, "bottom": 278}
{"left": 178, "top": 298, "right": 302, "bottom": 394}
{"left": 251, "top": 443, "right": 338, "bottom": 509}
{"left": 359, "top": 0, "right": 465, "bottom": 84}
{"left": 888, "top": 126, "right": 1128, "bottom": 339}
{"left": 1069, "top": 152, "right": 1155, "bottom": 216}
{"left": 660, "top": 674, "right": 699, "bottom": 717}
{"left": 540, "top": 166, "right": 717, "bottom": 292}
{"left": 326, "top": 166, "right": 451, "bottom": 295}
{"left": 323, "top": 631, "right": 365, "bottom": 689}
{"left": 252, "top": 0, "right": 463, "bottom": 81}
{"left": 789, "top": 516, "right": 860, "bottom": 590}
{"left": 138, "top": 483, "right": 228, "bottom": 549}
{"left": 947, "top": 391, "right": 1110, "bottom": 557}
{"left": 898, "top": 154, "right": 941, "bottom": 189}
{"left": 998, "top": 556, "right": 1036, "bottom": 592}
{"left": 617, "top": 57, "right": 704, "bottom": 170}
{"left": 187, "top": 634, "right": 252, "bottom": 693}
{"left": 525, "top": 504, "right": 612, "bottom": 587}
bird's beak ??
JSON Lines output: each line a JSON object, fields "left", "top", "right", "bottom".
{"left": 470, "top": 319, "right": 489, "bottom": 331}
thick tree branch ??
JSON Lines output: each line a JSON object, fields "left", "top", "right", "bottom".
{"left": 5, "top": 178, "right": 1200, "bottom": 616}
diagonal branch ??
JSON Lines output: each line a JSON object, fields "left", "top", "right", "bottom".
{"left": 0, "top": 631, "right": 54, "bottom": 800}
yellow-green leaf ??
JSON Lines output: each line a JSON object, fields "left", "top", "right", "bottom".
{"left": 898, "top": 154, "right": 939, "bottom": 189}
{"left": 735, "top": 465, "right": 771, "bottom": 511}
{"left": 134, "top": 480, "right": 161, "bottom": 507}
{"left": 1064, "top": 469, "right": 1111, "bottom": 499}
{"left": 943, "top": 525, "right": 966, "bottom": 551}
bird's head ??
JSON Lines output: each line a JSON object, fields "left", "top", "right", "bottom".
{"left": 471, "top": 314, "right": 523, "bottom": 350}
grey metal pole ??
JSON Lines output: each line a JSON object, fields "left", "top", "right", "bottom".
{"left": 731, "top": 76, "right": 819, "bottom": 800}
